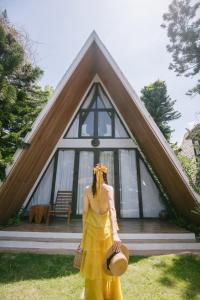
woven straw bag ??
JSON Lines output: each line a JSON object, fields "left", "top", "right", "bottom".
{"left": 73, "top": 248, "right": 83, "bottom": 269}
{"left": 73, "top": 222, "right": 88, "bottom": 269}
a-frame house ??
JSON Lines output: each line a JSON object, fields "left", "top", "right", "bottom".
{"left": 0, "top": 31, "right": 200, "bottom": 225}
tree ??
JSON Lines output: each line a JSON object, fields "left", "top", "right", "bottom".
{"left": 0, "top": 10, "right": 53, "bottom": 180}
{"left": 140, "top": 80, "right": 181, "bottom": 142}
{"left": 172, "top": 142, "right": 200, "bottom": 194}
{"left": 185, "top": 123, "right": 200, "bottom": 185}
{"left": 161, "top": 0, "right": 200, "bottom": 96}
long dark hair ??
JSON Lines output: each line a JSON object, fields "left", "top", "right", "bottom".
{"left": 92, "top": 168, "right": 108, "bottom": 197}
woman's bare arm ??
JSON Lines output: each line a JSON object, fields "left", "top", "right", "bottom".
{"left": 79, "top": 187, "right": 89, "bottom": 249}
{"left": 107, "top": 186, "right": 121, "bottom": 243}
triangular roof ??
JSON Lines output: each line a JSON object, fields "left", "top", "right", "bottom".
{"left": 0, "top": 31, "right": 200, "bottom": 225}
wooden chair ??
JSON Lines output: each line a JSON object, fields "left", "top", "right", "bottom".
{"left": 46, "top": 190, "right": 72, "bottom": 225}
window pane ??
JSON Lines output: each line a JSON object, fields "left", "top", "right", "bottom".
{"left": 81, "top": 112, "right": 94, "bottom": 136}
{"left": 82, "top": 85, "right": 96, "bottom": 109}
{"left": 76, "top": 151, "right": 94, "bottom": 214}
{"left": 98, "top": 85, "right": 112, "bottom": 108}
{"left": 99, "top": 151, "right": 114, "bottom": 187}
{"left": 115, "top": 114, "right": 129, "bottom": 138}
{"left": 98, "top": 111, "right": 112, "bottom": 136}
{"left": 91, "top": 100, "right": 96, "bottom": 108}
{"left": 53, "top": 150, "right": 75, "bottom": 202}
{"left": 119, "top": 149, "right": 139, "bottom": 217}
{"left": 65, "top": 114, "right": 79, "bottom": 138}
{"left": 97, "top": 96, "right": 105, "bottom": 108}
{"left": 26, "top": 157, "right": 55, "bottom": 213}
{"left": 139, "top": 159, "right": 165, "bottom": 217}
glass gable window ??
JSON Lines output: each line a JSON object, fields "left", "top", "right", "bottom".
{"left": 80, "top": 111, "right": 94, "bottom": 136}
{"left": 115, "top": 114, "right": 129, "bottom": 138}
{"left": 98, "top": 85, "right": 112, "bottom": 108}
{"left": 81, "top": 86, "right": 96, "bottom": 109}
{"left": 98, "top": 111, "right": 112, "bottom": 136}
{"left": 97, "top": 96, "right": 106, "bottom": 108}
{"left": 66, "top": 114, "right": 79, "bottom": 138}
{"left": 64, "top": 83, "right": 130, "bottom": 139}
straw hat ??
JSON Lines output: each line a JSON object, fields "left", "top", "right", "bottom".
{"left": 102, "top": 243, "right": 129, "bottom": 276}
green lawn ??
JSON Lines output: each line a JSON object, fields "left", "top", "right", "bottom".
{"left": 0, "top": 253, "right": 200, "bottom": 300}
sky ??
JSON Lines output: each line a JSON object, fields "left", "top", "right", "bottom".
{"left": 1, "top": 0, "right": 200, "bottom": 145}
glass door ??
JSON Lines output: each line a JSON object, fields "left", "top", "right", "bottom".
{"left": 99, "top": 151, "right": 115, "bottom": 187}
{"left": 53, "top": 150, "right": 75, "bottom": 202}
{"left": 76, "top": 151, "right": 94, "bottom": 214}
{"left": 119, "top": 149, "right": 139, "bottom": 218}
{"left": 75, "top": 148, "right": 140, "bottom": 218}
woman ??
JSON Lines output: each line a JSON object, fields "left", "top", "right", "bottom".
{"left": 78, "top": 163, "right": 123, "bottom": 300}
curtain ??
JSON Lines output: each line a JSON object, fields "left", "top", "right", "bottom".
{"left": 82, "top": 85, "right": 96, "bottom": 109}
{"left": 98, "top": 85, "right": 112, "bottom": 108}
{"left": 26, "top": 157, "right": 55, "bottom": 212}
{"left": 53, "top": 150, "right": 75, "bottom": 202}
{"left": 81, "top": 111, "right": 94, "bottom": 136}
{"left": 119, "top": 149, "right": 139, "bottom": 217}
{"left": 66, "top": 115, "right": 79, "bottom": 138}
{"left": 98, "top": 112, "right": 112, "bottom": 136}
{"left": 76, "top": 151, "right": 94, "bottom": 214}
{"left": 139, "top": 159, "right": 165, "bottom": 217}
{"left": 115, "top": 114, "right": 128, "bottom": 138}
{"left": 99, "top": 151, "right": 114, "bottom": 187}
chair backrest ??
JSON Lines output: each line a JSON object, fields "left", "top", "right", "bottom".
{"left": 54, "top": 190, "right": 72, "bottom": 213}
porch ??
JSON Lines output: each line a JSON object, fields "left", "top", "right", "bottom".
{"left": 0, "top": 217, "right": 200, "bottom": 255}
{"left": 0, "top": 217, "right": 193, "bottom": 233}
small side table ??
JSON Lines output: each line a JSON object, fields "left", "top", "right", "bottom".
{"left": 29, "top": 205, "right": 49, "bottom": 224}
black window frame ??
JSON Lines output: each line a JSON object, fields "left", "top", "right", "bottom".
{"left": 64, "top": 82, "right": 130, "bottom": 139}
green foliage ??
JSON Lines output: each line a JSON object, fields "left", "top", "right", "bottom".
{"left": 186, "top": 124, "right": 200, "bottom": 185}
{"left": 5, "top": 207, "right": 26, "bottom": 226}
{"left": 140, "top": 80, "right": 181, "bottom": 141}
{"left": 161, "top": 0, "right": 200, "bottom": 96}
{"left": 170, "top": 142, "right": 200, "bottom": 232}
{"left": 171, "top": 142, "right": 200, "bottom": 193}
{"left": 191, "top": 203, "right": 200, "bottom": 217}
{"left": 1, "top": 253, "right": 200, "bottom": 299}
{"left": 187, "top": 123, "right": 200, "bottom": 140}
{"left": 172, "top": 214, "right": 200, "bottom": 234}
{"left": 0, "top": 10, "right": 53, "bottom": 180}
{"left": 178, "top": 151, "right": 198, "bottom": 187}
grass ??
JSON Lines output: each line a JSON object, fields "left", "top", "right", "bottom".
{"left": 0, "top": 253, "right": 200, "bottom": 300}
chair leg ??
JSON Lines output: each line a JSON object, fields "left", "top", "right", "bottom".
{"left": 29, "top": 207, "right": 34, "bottom": 224}
{"left": 67, "top": 213, "right": 70, "bottom": 224}
{"left": 46, "top": 213, "right": 50, "bottom": 225}
{"left": 52, "top": 212, "right": 56, "bottom": 224}
{"left": 44, "top": 207, "right": 49, "bottom": 224}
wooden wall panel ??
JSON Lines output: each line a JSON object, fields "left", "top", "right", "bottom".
{"left": 0, "top": 44, "right": 96, "bottom": 224}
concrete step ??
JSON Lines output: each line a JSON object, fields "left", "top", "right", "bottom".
{"left": 0, "top": 240, "right": 200, "bottom": 255}
{"left": 0, "top": 237, "right": 197, "bottom": 243}
{"left": 0, "top": 231, "right": 196, "bottom": 240}
{"left": 0, "top": 230, "right": 199, "bottom": 256}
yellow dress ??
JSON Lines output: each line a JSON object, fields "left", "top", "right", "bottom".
{"left": 79, "top": 186, "right": 123, "bottom": 300}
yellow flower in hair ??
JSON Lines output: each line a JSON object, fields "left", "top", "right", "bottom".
{"left": 93, "top": 164, "right": 108, "bottom": 174}
{"left": 93, "top": 164, "right": 108, "bottom": 200}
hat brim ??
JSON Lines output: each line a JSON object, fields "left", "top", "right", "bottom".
{"left": 102, "top": 243, "right": 129, "bottom": 276}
